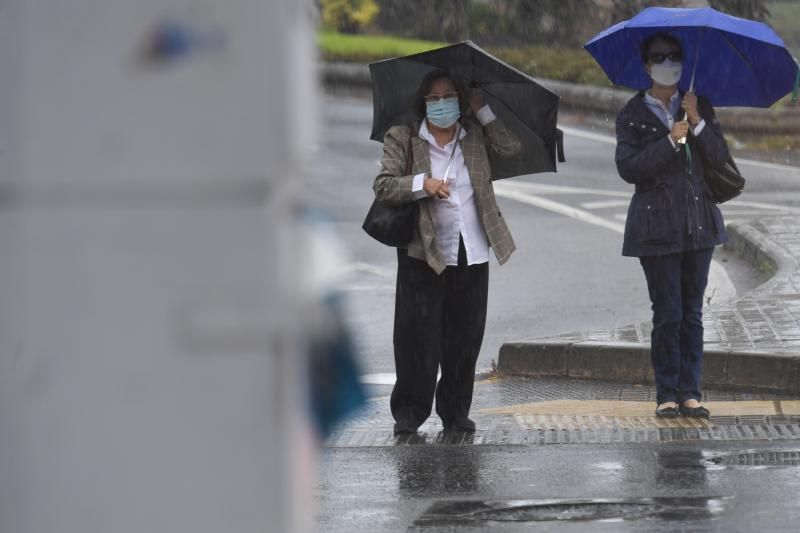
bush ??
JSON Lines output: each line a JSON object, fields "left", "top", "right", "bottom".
{"left": 321, "top": 0, "right": 380, "bottom": 34}
{"left": 489, "top": 46, "right": 611, "bottom": 86}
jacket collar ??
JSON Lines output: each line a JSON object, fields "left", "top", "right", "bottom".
{"left": 418, "top": 119, "right": 468, "bottom": 149}
{"left": 630, "top": 90, "right": 686, "bottom": 130}
{"left": 412, "top": 117, "right": 485, "bottom": 193}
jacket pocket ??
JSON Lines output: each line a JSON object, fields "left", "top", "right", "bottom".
{"left": 628, "top": 185, "right": 678, "bottom": 246}
{"left": 626, "top": 119, "right": 668, "bottom": 146}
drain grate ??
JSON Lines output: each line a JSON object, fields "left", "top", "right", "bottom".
{"left": 327, "top": 415, "right": 800, "bottom": 447}
{"left": 704, "top": 449, "right": 800, "bottom": 467}
{"left": 413, "top": 497, "right": 730, "bottom": 526}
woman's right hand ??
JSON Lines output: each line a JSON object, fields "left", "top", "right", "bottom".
{"left": 423, "top": 177, "right": 450, "bottom": 199}
{"left": 670, "top": 121, "right": 690, "bottom": 143}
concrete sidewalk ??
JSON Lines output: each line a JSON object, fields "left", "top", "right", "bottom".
{"left": 328, "top": 376, "right": 800, "bottom": 448}
{"left": 500, "top": 216, "right": 800, "bottom": 393}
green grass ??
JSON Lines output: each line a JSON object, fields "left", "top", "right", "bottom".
{"left": 318, "top": 31, "right": 446, "bottom": 63}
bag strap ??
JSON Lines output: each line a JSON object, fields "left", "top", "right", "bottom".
{"left": 442, "top": 123, "right": 462, "bottom": 182}
{"left": 405, "top": 126, "right": 417, "bottom": 176}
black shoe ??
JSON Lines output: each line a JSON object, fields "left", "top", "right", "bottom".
{"left": 655, "top": 406, "right": 680, "bottom": 418}
{"left": 680, "top": 405, "right": 710, "bottom": 419}
{"left": 393, "top": 420, "right": 418, "bottom": 436}
{"left": 442, "top": 417, "right": 476, "bottom": 433}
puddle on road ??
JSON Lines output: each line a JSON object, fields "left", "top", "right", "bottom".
{"left": 658, "top": 449, "right": 800, "bottom": 470}
{"left": 413, "top": 496, "right": 732, "bottom": 526}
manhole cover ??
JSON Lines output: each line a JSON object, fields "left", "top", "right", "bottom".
{"left": 414, "top": 497, "right": 730, "bottom": 525}
{"left": 705, "top": 449, "right": 800, "bottom": 468}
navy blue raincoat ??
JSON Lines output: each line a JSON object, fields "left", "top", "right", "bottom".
{"left": 615, "top": 92, "right": 730, "bottom": 257}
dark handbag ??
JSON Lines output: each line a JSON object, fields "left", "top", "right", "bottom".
{"left": 703, "top": 155, "right": 745, "bottom": 204}
{"left": 362, "top": 127, "right": 418, "bottom": 247}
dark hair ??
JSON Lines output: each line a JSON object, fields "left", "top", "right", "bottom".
{"left": 414, "top": 69, "right": 468, "bottom": 119}
{"left": 640, "top": 33, "right": 682, "bottom": 63}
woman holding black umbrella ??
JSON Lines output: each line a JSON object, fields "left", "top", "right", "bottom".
{"left": 372, "top": 69, "right": 521, "bottom": 435}
{"left": 615, "top": 33, "right": 731, "bottom": 419}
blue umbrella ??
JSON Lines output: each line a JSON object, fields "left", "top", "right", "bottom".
{"left": 584, "top": 6, "right": 799, "bottom": 108}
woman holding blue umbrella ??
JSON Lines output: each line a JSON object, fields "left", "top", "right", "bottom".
{"left": 586, "top": 6, "right": 799, "bottom": 419}
{"left": 615, "top": 33, "right": 731, "bottom": 419}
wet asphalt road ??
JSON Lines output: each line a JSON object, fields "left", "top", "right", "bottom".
{"left": 317, "top": 440, "right": 800, "bottom": 532}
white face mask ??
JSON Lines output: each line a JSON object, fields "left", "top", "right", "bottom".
{"left": 650, "top": 60, "right": 682, "bottom": 87}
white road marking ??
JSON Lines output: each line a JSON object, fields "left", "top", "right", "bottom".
{"left": 338, "top": 261, "right": 394, "bottom": 278}
{"left": 494, "top": 185, "right": 625, "bottom": 233}
{"left": 504, "top": 181, "right": 800, "bottom": 216}
{"left": 502, "top": 181, "right": 631, "bottom": 198}
{"left": 341, "top": 284, "right": 394, "bottom": 292}
{"left": 359, "top": 373, "right": 397, "bottom": 385}
{"left": 560, "top": 125, "right": 617, "bottom": 145}
{"left": 581, "top": 200, "right": 633, "bottom": 210}
{"left": 561, "top": 125, "right": 800, "bottom": 174}
{"left": 736, "top": 158, "right": 800, "bottom": 173}
{"left": 723, "top": 200, "right": 800, "bottom": 214}
{"left": 718, "top": 209, "right": 795, "bottom": 217}
{"left": 494, "top": 183, "right": 736, "bottom": 303}
{"left": 359, "top": 371, "right": 441, "bottom": 385}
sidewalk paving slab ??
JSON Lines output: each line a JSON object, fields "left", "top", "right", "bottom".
{"left": 499, "top": 217, "right": 800, "bottom": 393}
{"left": 327, "top": 377, "right": 800, "bottom": 447}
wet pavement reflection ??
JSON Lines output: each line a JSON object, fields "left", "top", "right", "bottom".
{"left": 395, "top": 444, "right": 481, "bottom": 498}
{"left": 654, "top": 450, "right": 710, "bottom": 493}
{"left": 318, "top": 441, "right": 800, "bottom": 532}
{"left": 413, "top": 496, "right": 732, "bottom": 526}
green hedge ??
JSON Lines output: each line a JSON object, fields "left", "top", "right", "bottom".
{"left": 318, "top": 31, "right": 445, "bottom": 64}
{"left": 318, "top": 31, "right": 613, "bottom": 87}
{"left": 490, "top": 46, "right": 611, "bottom": 87}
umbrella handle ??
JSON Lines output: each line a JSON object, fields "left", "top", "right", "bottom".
{"left": 678, "top": 31, "right": 704, "bottom": 145}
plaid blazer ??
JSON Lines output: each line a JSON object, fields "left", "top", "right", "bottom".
{"left": 373, "top": 116, "right": 521, "bottom": 274}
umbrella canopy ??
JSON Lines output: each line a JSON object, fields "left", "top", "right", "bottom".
{"left": 584, "top": 7, "right": 799, "bottom": 108}
{"left": 369, "top": 40, "right": 563, "bottom": 179}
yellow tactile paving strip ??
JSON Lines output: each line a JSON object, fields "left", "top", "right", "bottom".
{"left": 477, "top": 400, "right": 800, "bottom": 429}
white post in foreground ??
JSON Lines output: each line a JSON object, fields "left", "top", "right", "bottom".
{"left": 0, "top": 1, "right": 313, "bottom": 532}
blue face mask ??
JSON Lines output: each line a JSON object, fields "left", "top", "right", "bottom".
{"left": 426, "top": 97, "right": 460, "bottom": 128}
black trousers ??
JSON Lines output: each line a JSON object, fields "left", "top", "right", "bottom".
{"left": 391, "top": 238, "right": 489, "bottom": 427}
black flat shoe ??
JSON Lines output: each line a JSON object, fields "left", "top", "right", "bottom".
{"left": 393, "top": 420, "right": 418, "bottom": 436}
{"left": 655, "top": 406, "right": 680, "bottom": 418}
{"left": 442, "top": 417, "right": 476, "bottom": 433}
{"left": 680, "top": 405, "right": 710, "bottom": 419}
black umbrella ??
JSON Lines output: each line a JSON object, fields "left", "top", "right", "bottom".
{"left": 369, "top": 40, "right": 564, "bottom": 179}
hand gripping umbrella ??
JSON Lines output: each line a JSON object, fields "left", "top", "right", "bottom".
{"left": 584, "top": 6, "right": 800, "bottom": 108}
{"left": 369, "top": 40, "right": 564, "bottom": 180}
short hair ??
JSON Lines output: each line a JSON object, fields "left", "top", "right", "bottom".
{"left": 640, "top": 33, "right": 682, "bottom": 63}
{"left": 414, "top": 69, "right": 468, "bottom": 119}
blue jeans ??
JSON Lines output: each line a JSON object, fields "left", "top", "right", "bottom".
{"left": 639, "top": 248, "right": 714, "bottom": 405}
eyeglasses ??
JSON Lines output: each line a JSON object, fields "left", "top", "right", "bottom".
{"left": 424, "top": 92, "right": 459, "bottom": 103}
{"left": 649, "top": 51, "right": 682, "bottom": 64}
